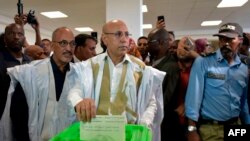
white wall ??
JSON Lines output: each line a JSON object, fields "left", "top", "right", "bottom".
{"left": 106, "top": 0, "right": 142, "bottom": 40}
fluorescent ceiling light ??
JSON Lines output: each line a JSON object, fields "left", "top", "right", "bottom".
{"left": 143, "top": 24, "right": 152, "bottom": 29}
{"left": 41, "top": 11, "right": 68, "bottom": 18}
{"left": 217, "top": 0, "right": 248, "bottom": 8}
{"left": 142, "top": 5, "right": 148, "bottom": 12}
{"left": 75, "top": 27, "right": 93, "bottom": 32}
{"left": 201, "top": 20, "right": 222, "bottom": 26}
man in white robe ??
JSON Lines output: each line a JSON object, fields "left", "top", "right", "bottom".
{"left": 2, "top": 27, "right": 76, "bottom": 141}
{"left": 68, "top": 20, "right": 165, "bottom": 141}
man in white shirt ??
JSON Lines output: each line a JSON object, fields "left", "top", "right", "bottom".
{"left": 68, "top": 20, "right": 165, "bottom": 141}
{"left": 2, "top": 27, "right": 77, "bottom": 141}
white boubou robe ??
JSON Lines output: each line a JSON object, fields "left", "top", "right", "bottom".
{"left": 67, "top": 53, "right": 165, "bottom": 141}
{"left": 1, "top": 58, "right": 76, "bottom": 141}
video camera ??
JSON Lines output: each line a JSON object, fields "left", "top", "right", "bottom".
{"left": 17, "top": 0, "right": 38, "bottom": 25}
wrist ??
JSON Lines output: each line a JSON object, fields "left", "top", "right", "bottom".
{"left": 35, "top": 28, "right": 40, "bottom": 32}
{"left": 187, "top": 125, "right": 197, "bottom": 132}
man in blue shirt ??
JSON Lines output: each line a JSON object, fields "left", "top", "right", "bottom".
{"left": 185, "top": 23, "right": 250, "bottom": 141}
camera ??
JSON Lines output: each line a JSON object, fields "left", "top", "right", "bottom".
{"left": 27, "top": 10, "right": 38, "bottom": 25}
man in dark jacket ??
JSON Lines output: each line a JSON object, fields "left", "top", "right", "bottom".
{"left": 0, "top": 23, "right": 30, "bottom": 141}
{"left": 148, "top": 28, "right": 181, "bottom": 141}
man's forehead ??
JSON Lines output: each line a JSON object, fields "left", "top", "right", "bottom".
{"left": 42, "top": 40, "right": 50, "bottom": 43}
{"left": 148, "top": 34, "right": 158, "bottom": 40}
{"left": 106, "top": 22, "right": 128, "bottom": 31}
{"left": 106, "top": 28, "right": 128, "bottom": 33}
{"left": 55, "top": 32, "right": 74, "bottom": 40}
{"left": 169, "top": 34, "right": 174, "bottom": 39}
{"left": 139, "top": 38, "right": 147, "bottom": 42}
{"left": 6, "top": 24, "right": 23, "bottom": 32}
{"left": 86, "top": 38, "right": 97, "bottom": 43}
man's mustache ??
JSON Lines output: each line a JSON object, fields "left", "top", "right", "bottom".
{"left": 221, "top": 44, "right": 232, "bottom": 51}
{"left": 63, "top": 51, "right": 73, "bottom": 55}
{"left": 119, "top": 46, "right": 128, "bottom": 49}
{"left": 221, "top": 43, "right": 232, "bottom": 50}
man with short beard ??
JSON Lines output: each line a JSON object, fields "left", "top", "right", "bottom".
{"left": 185, "top": 23, "right": 250, "bottom": 141}
{"left": 2, "top": 27, "right": 77, "bottom": 141}
{"left": 0, "top": 23, "right": 31, "bottom": 141}
{"left": 3, "top": 27, "right": 75, "bottom": 141}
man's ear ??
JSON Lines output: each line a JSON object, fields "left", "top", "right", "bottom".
{"left": 239, "top": 37, "right": 244, "bottom": 44}
{"left": 101, "top": 34, "right": 108, "bottom": 46}
{"left": 51, "top": 42, "right": 55, "bottom": 52}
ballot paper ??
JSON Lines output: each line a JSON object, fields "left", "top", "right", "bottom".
{"left": 80, "top": 115, "right": 126, "bottom": 141}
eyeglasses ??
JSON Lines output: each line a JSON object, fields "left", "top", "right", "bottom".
{"left": 148, "top": 39, "right": 159, "bottom": 44}
{"left": 53, "top": 40, "right": 76, "bottom": 48}
{"left": 138, "top": 43, "right": 148, "bottom": 46}
{"left": 104, "top": 31, "right": 131, "bottom": 38}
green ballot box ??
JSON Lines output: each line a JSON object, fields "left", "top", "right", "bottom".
{"left": 50, "top": 122, "right": 152, "bottom": 141}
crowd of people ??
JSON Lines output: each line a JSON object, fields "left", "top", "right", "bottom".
{"left": 0, "top": 11, "right": 250, "bottom": 141}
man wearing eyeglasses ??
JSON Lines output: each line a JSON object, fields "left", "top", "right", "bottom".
{"left": 68, "top": 19, "right": 165, "bottom": 141}
{"left": 3, "top": 27, "right": 77, "bottom": 141}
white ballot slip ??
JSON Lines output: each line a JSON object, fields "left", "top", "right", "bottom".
{"left": 80, "top": 115, "right": 126, "bottom": 141}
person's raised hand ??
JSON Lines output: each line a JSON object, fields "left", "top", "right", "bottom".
{"left": 14, "top": 14, "right": 27, "bottom": 26}
{"left": 156, "top": 19, "right": 166, "bottom": 29}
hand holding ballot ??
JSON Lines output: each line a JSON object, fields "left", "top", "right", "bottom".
{"left": 75, "top": 98, "right": 96, "bottom": 122}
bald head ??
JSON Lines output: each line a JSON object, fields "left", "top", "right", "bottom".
{"left": 148, "top": 28, "right": 169, "bottom": 42}
{"left": 101, "top": 20, "right": 130, "bottom": 64}
{"left": 51, "top": 27, "right": 75, "bottom": 67}
{"left": 147, "top": 28, "right": 170, "bottom": 59}
{"left": 102, "top": 20, "right": 127, "bottom": 33}
{"left": 5, "top": 23, "right": 24, "bottom": 35}
{"left": 4, "top": 23, "right": 25, "bottom": 54}
{"left": 52, "top": 27, "right": 74, "bottom": 42}
{"left": 25, "top": 45, "right": 46, "bottom": 60}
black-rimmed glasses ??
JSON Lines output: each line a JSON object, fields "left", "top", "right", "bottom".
{"left": 148, "top": 39, "right": 159, "bottom": 44}
{"left": 53, "top": 40, "right": 76, "bottom": 48}
{"left": 104, "top": 31, "right": 131, "bottom": 38}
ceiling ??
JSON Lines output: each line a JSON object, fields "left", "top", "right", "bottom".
{"left": 1, "top": 0, "right": 250, "bottom": 41}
